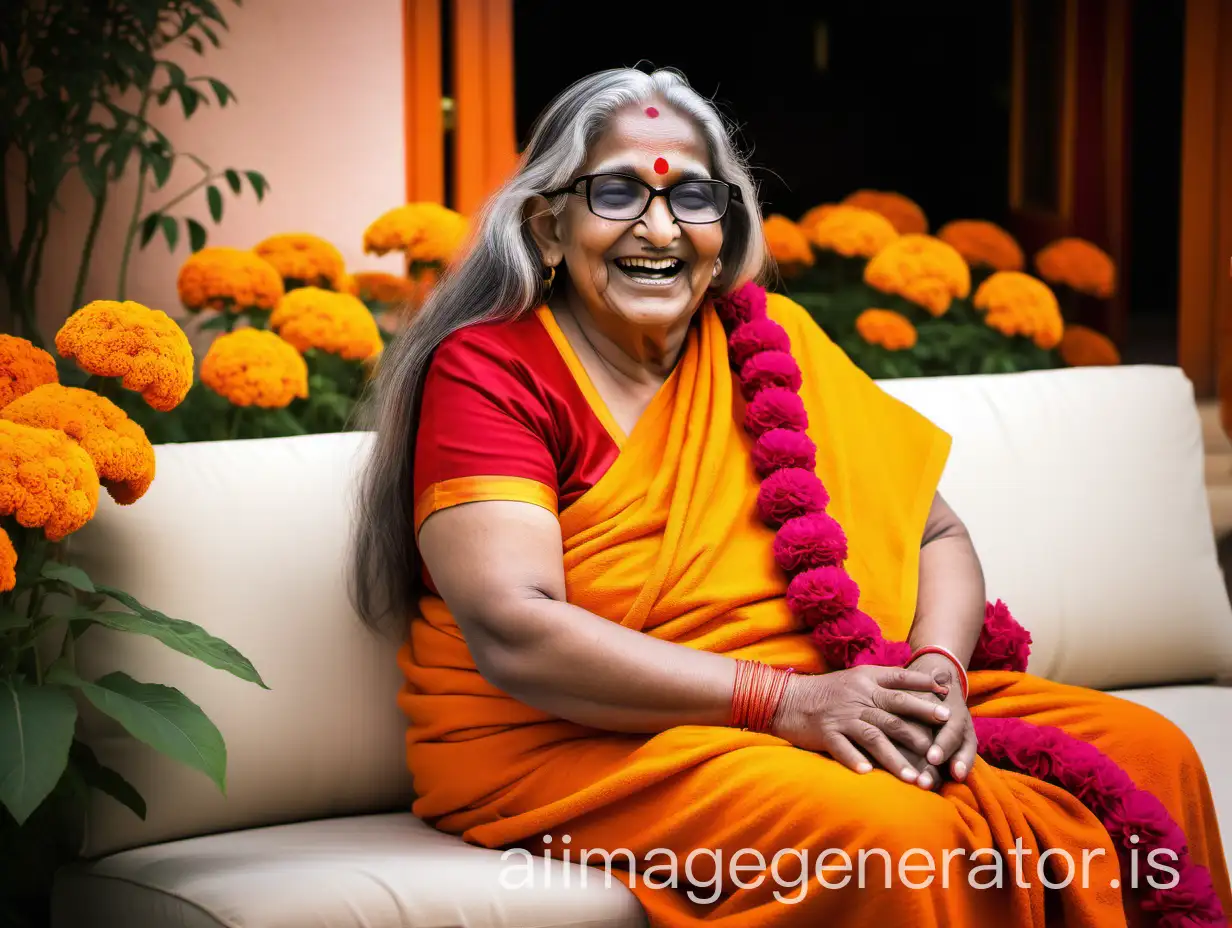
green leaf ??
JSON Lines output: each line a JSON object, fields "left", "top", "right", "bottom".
{"left": 70, "top": 740, "right": 146, "bottom": 820}
{"left": 0, "top": 609, "right": 29, "bottom": 632}
{"left": 160, "top": 215, "right": 180, "bottom": 252}
{"left": 208, "top": 79, "right": 234, "bottom": 107}
{"left": 176, "top": 85, "right": 203, "bottom": 119}
{"left": 187, "top": 34, "right": 205, "bottom": 54}
{"left": 46, "top": 669, "right": 227, "bottom": 793}
{"left": 199, "top": 313, "right": 233, "bottom": 331}
{"left": 263, "top": 408, "right": 308, "bottom": 436}
{"left": 200, "top": 22, "right": 222, "bottom": 47}
{"left": 139, "top": 212, "right": 162, "bottom": 248}
{"left": 243, "top": 170, "right": 268, "bottom": 202}
{"left": 160, "top": 60, "right": 187, "bottom": 88}
{"left": 79, "top": 595, "right": 266, "bottom": 688}
{"left": 0, "top": 679, "right": 78, "bottom": 825}
{"left": 143, "top": 146, "right": 173, "bottom": 188}
{"left": 79, "top": 146, "right": 106, "bottom": 199}
{"left": 187, "top": 217, "right": 207, "bottom": 252}
{"left": 206, "top": 185, "right": 223, "bottom": 222}
{"left": 224, "top": 168, "right": 241, "bottom": 194}
{"left": 40, "top": 561, "right": 95, "bottom": 594}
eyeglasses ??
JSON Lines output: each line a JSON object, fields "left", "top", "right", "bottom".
{"left": 542, "top": 172, "right": 742, "bottom": 224}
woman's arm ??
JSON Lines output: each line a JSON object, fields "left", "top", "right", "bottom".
{"left": 908, "top": 492, "right": 986, "bottom": 664}
{"left": 418, "top": 499, "right": 951, "bottom": 777}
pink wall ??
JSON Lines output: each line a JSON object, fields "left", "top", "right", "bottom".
{"left": 35, "top": 0, "right": 407, "bottom": 335}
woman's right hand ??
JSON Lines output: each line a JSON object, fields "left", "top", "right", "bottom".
{"left": 771, "top": 666, "right": 952, "bottom": 784}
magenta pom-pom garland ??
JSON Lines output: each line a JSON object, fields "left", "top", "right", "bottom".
{"left": 713, "top": 281, "right": 1223, "bottom": 926}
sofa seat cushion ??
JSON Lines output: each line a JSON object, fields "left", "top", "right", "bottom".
{"left": 52, "top": 813, "right": 645, "bottom": 928}
{"left": 1112, "top": 684, "right": 1232, "bottom": 854}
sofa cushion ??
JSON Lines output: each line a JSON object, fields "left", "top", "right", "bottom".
{"left": 52, "top": 814, "right": 645, "bottom": 928}
{"left": 882, "top": 366, "right": 1232, "bottom": 689}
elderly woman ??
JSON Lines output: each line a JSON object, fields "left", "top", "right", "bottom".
{"left": 351, "top": 68, "right": 1231, "bottom": 926}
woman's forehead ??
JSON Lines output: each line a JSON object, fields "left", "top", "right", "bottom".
{"left": 584, "top": 104, "right": 711, "bottom": 176}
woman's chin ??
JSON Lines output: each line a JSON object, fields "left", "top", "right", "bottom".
{"left": 604, "top": 277, "right": 706, "bottom": 327}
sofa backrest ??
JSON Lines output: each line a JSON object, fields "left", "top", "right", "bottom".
{"left": 70, "top": 364, "right": 1232, "bottom": 856}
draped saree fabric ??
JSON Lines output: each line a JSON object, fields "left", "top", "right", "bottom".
{"left": 400, "top": 294, "right": 1231, "bottom": 926}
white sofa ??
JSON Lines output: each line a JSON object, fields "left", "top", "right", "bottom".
{"left": 50, "top": 364, "right": 1232, "bottom": 928}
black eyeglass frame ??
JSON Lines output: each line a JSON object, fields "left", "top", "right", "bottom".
{"left": 542, "top": 172, "right": 744, "bottom": 224}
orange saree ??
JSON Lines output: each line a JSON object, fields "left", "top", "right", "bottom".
{"left": 400, "top": 292, "right": 1231, "bottom": 926}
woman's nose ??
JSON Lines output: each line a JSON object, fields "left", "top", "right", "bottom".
{"left": 636, "top": 197, "right": 679, "bottom": 247}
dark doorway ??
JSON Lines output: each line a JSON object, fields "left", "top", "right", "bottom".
{"left": 513, "top": 2, "right": 1014, "bottom": 228}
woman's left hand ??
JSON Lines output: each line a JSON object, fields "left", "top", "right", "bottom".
{"left": 907, "top": 653, "right": 977, "bottom": 786}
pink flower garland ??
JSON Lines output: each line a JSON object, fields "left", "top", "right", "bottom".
{"left": 714, "top": 282, "right": 1223, "bottom": 927}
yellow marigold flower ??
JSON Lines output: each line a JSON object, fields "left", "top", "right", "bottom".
{"left": 0, "top": 419, "right": 99, "bottom": 540}
{"left": 855, "top": 309, "right": 918, "bottom": 351}
{"left": 253, "top": 233, "right": 347, "bottom": 291}
{"left": 797, "top": 203, "right": 839, "bottom": 238}
{"left": 1059, "top": 325, "right": 1120, "bottom": 367}
{"left": 811, "top": 206, "right": 899, "bottom": 259}
{"left": 864, "top": 235, "right": 971, "bottom": 316}
{"left": 842, "top": 189, "right": 929, "bottom": 235}
{"left": 0, "top": 526, "right": 15, "bottom": 592}
{"left": 56, "top": 300, "right": 194, "bottom": 412}
{"left": 201, "top": 329, "right": 309, "bottom": 409}
{"left": 937, "top": 220, "right": 1025, "bottom": 272}
{"left": 763, "top": 215, "right": 815, "bottom": 268}
{"left": 177, "top": 246, "right": 286, "bottom": 312}
{"left": 351, "top": 271, "right": 418, "bottom": 304}
{"left": 1, "top": 384, "right": 155, "bottom": 505}
{"left": 271, "top": 287, "right": 384, "bottom": 361}
{"left": 1035, "top": 237, "right": 1117, "bottom": 298}
{"left": 363, "top": 203, "right": 469, "bottom": 264}
{"left": 973, "top": 271, "right": 1065, "bottom": 350}
{"left": 0, "top": 334, "right": 58, "bottom": 409}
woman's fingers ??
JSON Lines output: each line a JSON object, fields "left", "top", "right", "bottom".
{"left": 926, "top": 714, "right": 968, "bottom": 767}
{"left": 950, "top": 724, "right": 979, "bottom": 782}
{"left": 874, "top": 667, "right": 950, "bottom": 696}
{"left": 860, "top": 708, "right": 933, "bottom": 755}
{"left": 873, "top": 686, "right": 952, "bottom": 725}
{"left": 821, "top": 731, "right": 874, "bottom": 775}
{"left": 846, "top": 720, "right": 919, "bottom": 784}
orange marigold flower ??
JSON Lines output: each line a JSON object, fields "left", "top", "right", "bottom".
{"left": 0, "top": 334, "right": 58, "bottom": 409}
{"left": 363, "top": 203, "right": 469, "bottom": 264}
{"left": 0, "top": 526, "right": 15, "bottom": 592}
{"left": 864, "top": 235, "right": 971, "bottom": 316}
{"left": 351, "top": 271, "right": 418, "bottom": 304}
{"left": 1, "top": 384, "right": 155, "bottom": 505}
{"left": 1035, "top": 237, "right": 1117, "bottom": 298}
{"left": 937, "top": 220, "right": 1025, "bottom": 272}
{"left": 56, "top": 300, "right": 194, "bottom": 412}
{"left": 810, "top": 206, "right": 899, "bottom": 259}
{"left": 797, "top": 203, "right": 839, "bottom": 238}
{"left": 855, "top": 309, "right": 918, "bottom": 351}
{"left": 763, "top": 215, "right": 815, "bottom": 268}
{"left": 1059, "top": 325, "right": 1120, "bottom": 367}
{"left": 0, "top": 419, "right": 99, "bottom": 540}
{"left": 253, "top": 233, "right": 348, "bottom": 291}
{"left": 842, "top": 189, "right": 929, "bottom": 235}
{"left": 973, "top": 271, "right": 1065, "bottom": 350}
{"left": 201, "top": 329, "right": 309, "bottom": 409}
{"left": 177, "top": 246, "right": 286, "bottom": 312}
{"left": 271, "top": 287, "right": 384, "bottom": 361}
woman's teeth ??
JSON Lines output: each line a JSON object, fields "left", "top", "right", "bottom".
{"left": 614, "top": 257, "right": 685, "bottom": 285}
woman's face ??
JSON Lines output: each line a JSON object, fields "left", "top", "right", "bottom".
{"left": 537, "top": 102, "right": 726, "bottom": 330}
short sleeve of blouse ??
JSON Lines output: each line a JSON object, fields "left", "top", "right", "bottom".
{"left": 412, "top": 328, "right": 559, "bottom": 534}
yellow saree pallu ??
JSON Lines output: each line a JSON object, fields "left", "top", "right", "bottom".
{"left": 399, "top": 292, "right": 1231, "bottom": 926}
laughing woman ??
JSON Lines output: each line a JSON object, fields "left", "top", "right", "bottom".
{"left": 350, "top": 68, "right": 1231, "bottom": 926}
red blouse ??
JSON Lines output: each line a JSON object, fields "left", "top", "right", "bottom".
{"left": 413, "top": 306, "right": 622, "bottom": 534}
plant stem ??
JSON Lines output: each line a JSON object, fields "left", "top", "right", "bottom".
{"left": 116, "top": 84, "right": 157, "bottom": 301}
{"left": 153, "top": 170, "right": 217, "bottom": 215}
{"left": 71, "top": 189, "right": 109, "bottom": 313}
{"left": 228, "top": 405, "right": 244, "bottom": 439}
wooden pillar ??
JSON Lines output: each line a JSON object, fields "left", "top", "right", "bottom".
{"left": 403, "top": 0, "right": 444, "bottom": 203}
{"left": 451, "top": 0, "right": 517, "bottom": 216}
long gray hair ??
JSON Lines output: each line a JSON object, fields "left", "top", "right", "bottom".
{"left": 348, "top": 66, "right": 769, "bottom": 632}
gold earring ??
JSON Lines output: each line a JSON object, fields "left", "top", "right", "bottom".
{"left": 544, "top": 265, "right": 556, "bottom": 287}
{"left": 712, "top": 259, "right": 723, "bottom": 279}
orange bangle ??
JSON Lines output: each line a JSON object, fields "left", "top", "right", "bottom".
{"left": 908, "top": 645, "right": 969, "bottom": 700}
{"left": 729, "top": 660, "right": 794, "bottom": 733}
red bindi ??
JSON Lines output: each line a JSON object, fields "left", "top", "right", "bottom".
{"left": 645, "top": 106, "right": 660, "bottom": 118}
{"left": 653, "top": 157, "right": 669, "bottom": 175}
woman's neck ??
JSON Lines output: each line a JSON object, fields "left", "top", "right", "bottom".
{"left": 555, "top": 290, "right": 692, "bottom": 388}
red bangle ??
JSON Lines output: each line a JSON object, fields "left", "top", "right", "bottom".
{"left": 729, "top": 660, "right": 793, "bottom": 732}
{"left": 908, "top": 646, "right": 969, "bottom": 700}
